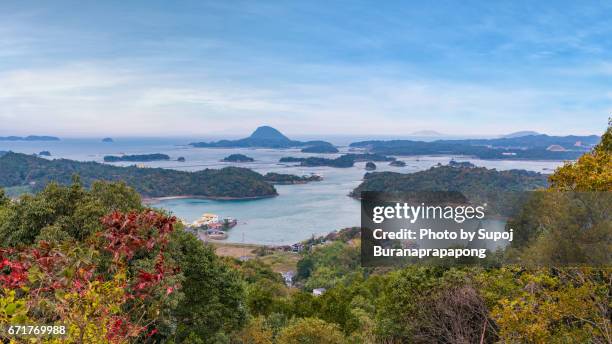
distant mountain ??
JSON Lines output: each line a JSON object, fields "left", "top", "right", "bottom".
{"left": 410, "top": 130, "right": 444, "bottom": 136}
{"left": 501, "top": 131, "right": 541, "bottom": 138}
{"left": 0, "top": 135, "right": 60, "bottom": 141}
{"left": 190, "top": 126, "right": 335, "bottom": 149}
{"left": 249, "top": 126, "right": 290, "bottom": 141}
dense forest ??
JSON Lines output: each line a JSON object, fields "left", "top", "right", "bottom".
{"left": 0, "top": 152, "right": 277, "bottom": 198}
{"left": 0, "top": 121, "right": 609, "bottom": 343}
{"left": 351, "top": 164, "right": 548, "bottom": 197}
{"left": 349, "top": 134, "right": 600, "bottom": 160}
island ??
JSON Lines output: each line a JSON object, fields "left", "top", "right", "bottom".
{"left": 190, "top": 125, "right": 334, "bottom": 149}
{"left": 301, "top": 142, "right": 339, "bottom": 153}
{"left": 0, "top": 135, "right": 60, "bottom": 141}
{"left": 279, "top": 153, "right": 395, "bottom": 168}
{"left": 104, "top": 153, "right": 171, "bottom": 162}
{"left": 263, "top": 172, "right": 323, "bottom": 184}
{"left": 349, "top": 134, "right": 600, "bottom": 160}
{"left": 222, "top": 154, "right": 255, "bottom": 162}
{"left": 0, "top": 152, "right": 277, "bottom": 199}
{"left": 102, "top": 137, "right": 114, "bottom": 142}
{"left": 351, "top": 163, "right": 547, "bottom": 198}
{"left": 38, "top": 151, "right": 51, "bottom": 157}
{"left": 365, "top": 162, "right": 377, "bottom": 170}
{"left": 389, "top": 160, "right": 406, "bottom": 167}
{"left": 177, "top": 157, "right": 186, "bottom": 162}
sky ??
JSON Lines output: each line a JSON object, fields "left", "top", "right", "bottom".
{"left": 0, "top": 0, "right": 610, "bottom": 137}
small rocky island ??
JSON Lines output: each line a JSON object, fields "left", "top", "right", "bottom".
{"left": 177, "top": 157, "right": 186, "bottom": 162}
{"left": 102, "top": 137, "right": 114, "bottom": 142}
{"left": 365, "top": 162, "right": 377, "bottom": 170}
{"left": 389, "top": 160, "right": 406, "bottom": 167}
{"left": 104, "top": 153, "right": 170, "bottom": 162}
{"left": 222, "top": 154, "right": 254, "bottom": 162}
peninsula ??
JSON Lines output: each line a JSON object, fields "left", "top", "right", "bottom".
{"left": 0, "top": 152, "right": 277, "bottom": 199}
{"left": 190, "top": 126, "right": 336, "bottom": 149}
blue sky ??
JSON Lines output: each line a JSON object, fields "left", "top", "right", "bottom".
{"left": 0, "top": 1, "right": 610, "bottom": 137}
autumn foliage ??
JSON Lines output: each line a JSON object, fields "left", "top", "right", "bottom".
{"left": 0, "top": 211, "right": 178, "bottom": 343}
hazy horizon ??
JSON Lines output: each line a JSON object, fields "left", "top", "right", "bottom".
{"left": 1, "top": 1, "right": 610, "bottom": 137}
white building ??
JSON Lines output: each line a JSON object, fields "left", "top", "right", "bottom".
{"left": 312, "top": 288, "right": 326, "bottom": 296}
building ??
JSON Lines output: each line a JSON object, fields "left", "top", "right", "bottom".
{"left": 192, "top": 213, "right": 220, "bottom": 227}
{"left": 291, "top": 243, "right": 304, "bottom": 253}
{"left": 312, "top": 288, "right": 326, "bottom": 296}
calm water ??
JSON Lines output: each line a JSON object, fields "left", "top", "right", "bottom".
{"left": 1, "top": 138, "right": 564, "bottom": 245}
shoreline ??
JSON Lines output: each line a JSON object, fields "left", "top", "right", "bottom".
{"left": 143, "top": 193, "right": 277, "bottom": 204}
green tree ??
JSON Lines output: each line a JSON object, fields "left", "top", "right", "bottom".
{"left": 549, "top": 118, "right": 611, "bottom": 191}
{"left": 0, "top": 179, "right": 142, "bottom": 246}
{"left": 169, "top": 231, "right": 248, "bottom": 343}
{"left": 276, "top": 317, "right": 346, "bottom": 344}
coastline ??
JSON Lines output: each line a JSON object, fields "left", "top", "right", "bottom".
{"left": 143, "top": 193, "right": 277, "bottom": 204}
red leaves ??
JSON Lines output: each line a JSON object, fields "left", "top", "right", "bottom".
{"left": 2, "top": 210, "right": 179, "bottom": 342}
{"left": 0, "top": 250, "right": 29, "bottom": 289}
{"left": 101, "top": 211, "right": 176, "bottom": 262}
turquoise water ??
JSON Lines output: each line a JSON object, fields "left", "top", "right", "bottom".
{"left": 1, "top": 138, "right": 564, "bottom": 245}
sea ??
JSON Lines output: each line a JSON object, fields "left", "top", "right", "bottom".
{"left": 1, "top": 137, "right": 565, "bottom": 245}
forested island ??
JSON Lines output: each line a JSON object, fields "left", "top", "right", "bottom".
{"left": 101, "top": 137, "right": 114, "bottom": 142}
{"left": 0, "top": 152, "right": 277, "bottom": 199}
{"left": 263, "top": 172, "right": 323, "bottom": 184}
{"left": 301, "top": 142, "right": 339, "bottom": 153}
{"left": 280, "top": 153, "right": 395, "bottom": 168}
{"left": 350, "top": 133, "right": 600, "bottom": 160}
{"left": 103, "top": 153, "right": 171, "bottom": 162}
{"left": 0, "top": 135, "right": 60, "bottom": 141}
{"left": 190, "top": 125, "right": 334, "bottom": 149}
{"left": 351, "top": 163, "right": 548, "bottom": 197}
{"left": 222, "top": 153, "right": 255, "bottom": 162}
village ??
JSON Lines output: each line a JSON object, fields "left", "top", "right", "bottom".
{"left": 184, "top": 213, "right": 238, "bottom": 240}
